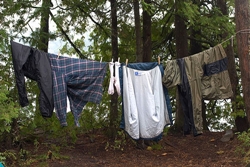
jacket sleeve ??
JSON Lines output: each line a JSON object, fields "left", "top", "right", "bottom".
{"left": 162, "top": 60, "right": 181, "bottom": 88}
{"left": 34, "top": 49, "right": 54, "bottom": 118}
{"left": 11, "top": 41, "right": 31, "bottom": 107}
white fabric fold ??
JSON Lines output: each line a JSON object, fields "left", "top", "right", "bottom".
{"left": 122, "top": 66, "right": 170, "bottom": 139}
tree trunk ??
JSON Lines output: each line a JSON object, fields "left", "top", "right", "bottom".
{"left": 36, "top": 0, "right": 51, "bottom": 119}
{"left": 217, "top": 0, "right": 242, "bottom": 131}
{"left": 109, "top": 0, "right": 119, "bottom": 140}
{"left": 39, "top": 0, "right": 51, "bottom": 52}
{"left": 174, "top": 6, "right": 189, "bottom": 132}
{"left": 235, "top": 0, "right": 250, "bottom": 127}
{"left": 142, "top": 0, "right": 152, "bottom": 62}
{"left": 190, "top": 28, "right": 202, "bottom": 55}
{"left": 134, "top": 0, "right": 142, "bottom": 62}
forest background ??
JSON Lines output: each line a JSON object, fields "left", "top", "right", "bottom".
{"left": 1, "top": 0, "right": 250, "bottom": 166}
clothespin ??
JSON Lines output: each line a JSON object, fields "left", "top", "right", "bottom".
{"left": 100, "top": 57, "right": 103, "bottom": 62}
{"left": 158, "top": 56, "right": 160, "bottom": 65}
{"left": 57, "top": 51, "right": 61, "bottom": 59}
{"left": 118, "top": 57, "right": 120, "bottom": 63}
{"left": 231, "top": 35, "right": 234, "bottom": 47}
{"left": 126, "top": 59, "right": 128, "bottom": 66}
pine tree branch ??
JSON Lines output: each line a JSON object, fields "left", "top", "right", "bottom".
{"left": 76, "top": 6, "right": 110, "bottom": 37}
{"left": 49, "top": 11, "right": 87, "bottom": 59}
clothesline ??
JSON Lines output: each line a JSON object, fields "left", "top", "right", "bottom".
{"left": 220, "top": 28, "right": 250, "bottom": 46}
{"left": 124, "top": 56, "right": 161, "bottom": 66}
{"left": 121, "top": 29, "right": 250, "bottom": 65}
{"left": 11, "top": 41, "right": 233, "bottom": 138}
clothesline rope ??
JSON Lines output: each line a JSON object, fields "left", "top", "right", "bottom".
{"left": 220, "top": 29, "right": 250, "bottom": 45}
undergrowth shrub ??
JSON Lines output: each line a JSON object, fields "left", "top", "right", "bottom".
{"left": 236, "top": 129, "right": 250, "bottom": 164}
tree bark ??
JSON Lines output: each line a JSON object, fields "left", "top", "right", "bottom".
{"left": 142, "top": 0, "right": 152, "bottom": 62}
{"left": 235, "top": 0, "right": 250, "bottom": 127}
{"left": 190, "top": 28, "right": 202, "bottom": 55}
{"left": 39, "top": 0, "right": 51, "bottom": 52}
{"left": 109, "top": 0, "right": 119, "bottom": 140}
{"left": 134, "top": 0, "right": 143, "bottom": 62}
{"left": 174, "top": 6, "right": 189, "bottom": 132}
{"left": 217, "top": 0, "right": 242, "bottom": 131}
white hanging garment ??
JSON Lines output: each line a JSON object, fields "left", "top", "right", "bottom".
{"left": 108, "top": 62, "right": 115, "bottom": 95}
{"left": 114, "top": 61, "right": 121, "bottom": 96}
{"left": 122, "top": 65, "right": 170, "bottom": 139}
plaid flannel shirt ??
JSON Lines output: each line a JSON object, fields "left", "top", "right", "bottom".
{"left": 48, "top": 54, "right": 107, "bottom": 127}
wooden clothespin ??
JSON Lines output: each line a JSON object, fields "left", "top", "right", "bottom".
{"left": 57, "top": 52, "right": 61, "bottom": 59}
{"left": 100, "top": 57, "right": 103, "bottom": 62}
{"left": 158, "top": 56, "right": 161, "bottom": 65}
{"left": 118, "top": 57, "right": 120, "bottom": 63}
{"left": 126, "top": 59, "right": 128, "bottom": 66}
{"left": 231, "top": 35, "right": 234, "bottom": 47}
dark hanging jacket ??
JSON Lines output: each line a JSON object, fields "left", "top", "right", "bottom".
{"left": 11, "top": 41, "right": 53, "bottom": 118}
{"left": 162, "top": 44, "right": 233, "bottom": 136}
